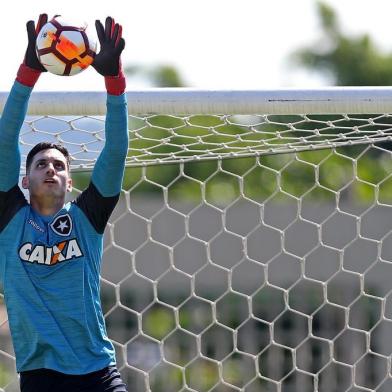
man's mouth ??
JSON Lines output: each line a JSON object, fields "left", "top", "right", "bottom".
{"left": 44, "top": 179, "right": 57, "bottom": 183}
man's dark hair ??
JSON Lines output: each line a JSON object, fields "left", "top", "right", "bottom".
{"left": 26, "top": 142, "right": 71, "bottom": 173}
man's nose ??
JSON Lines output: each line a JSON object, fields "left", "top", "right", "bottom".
{"left": 46, "top": 163, "right": 55, "bottom": 174}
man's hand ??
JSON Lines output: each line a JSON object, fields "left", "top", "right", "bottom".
{"left": 93, "top": 17, "right": 125, "bottom": 77}
{"left": 24, "top": 14, "right": 48, "bottom": 72}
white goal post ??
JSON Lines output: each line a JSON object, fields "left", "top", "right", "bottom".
{"left": 1, "top": 88, "right": 392, "bottom": 171}
{"left": 1, "top": 87, "right": 392, "bottom": 115}
{"left": 1, "top": 88, "right": 392, "bottom": 392}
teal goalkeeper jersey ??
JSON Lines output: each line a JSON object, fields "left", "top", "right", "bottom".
{"left": 0, "top": 81, "right": 128, "bottom": 374}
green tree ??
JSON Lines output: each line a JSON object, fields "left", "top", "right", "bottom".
{"left": 286, "top": 1, "right": 392, "bottom": 203}
{"left": 293, "top": 1, "right": 392, "bottom": 86}
{"left": 124, "top": 64, "right": 186, "bottom": 87}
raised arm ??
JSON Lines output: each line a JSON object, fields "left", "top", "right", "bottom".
{"left": 91, "top": 17, "right": 128, "bottom": 197}
{"left": 0, "top": 14, "right": 47, "bottom": 192}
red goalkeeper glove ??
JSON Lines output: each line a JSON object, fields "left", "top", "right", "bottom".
{"left": 24, "top": 13, "right": 48, "bottom": 72}
{"left": 17, "top": 13, "right": 48, "bottom": 87}
{"left": 92, "top": 17, "right": 126, "bottom": 95}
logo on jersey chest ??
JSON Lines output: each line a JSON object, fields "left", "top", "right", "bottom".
{"left": 28, "top": 219, "right": 45, "bottom": 233}
{"left": 19, "top": 239, "right": 83, "bottom": 265}
{"left": 50, "top": 214, "right": 72, "bottom": 236}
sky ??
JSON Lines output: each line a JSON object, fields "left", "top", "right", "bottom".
{"left": 2, "top": 0, "right": 392, "bottom": 91}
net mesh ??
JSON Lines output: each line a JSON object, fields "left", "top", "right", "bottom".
{"left": 1, "top": 93, "right": 392, "bottom": 391}
{"left": 17, "top": 113, "right": 392, "bottom": 169}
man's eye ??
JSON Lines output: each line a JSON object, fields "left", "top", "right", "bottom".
{"left": 55, "top": 163, "right": 65, "bottom": 169}
{"left": 37, "top": 162, "right": 45, "bottom": 168}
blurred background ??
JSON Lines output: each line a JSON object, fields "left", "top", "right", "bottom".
{"left": 2, "top": 0, "right": 392, "bottom": 91}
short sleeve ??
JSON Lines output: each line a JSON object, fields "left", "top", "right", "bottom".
{"left": 72, "top": 182, "right": 120, "bottom": 234}
{"left": 0, "top": 185, "right": 27, "bottom": 234}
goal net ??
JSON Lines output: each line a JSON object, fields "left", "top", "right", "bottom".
{"left": 1, "top": 88, "right": 392, "bottom": 391}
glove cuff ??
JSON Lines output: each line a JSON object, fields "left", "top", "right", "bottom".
{"left": 16, "top": 63, "right": 41, "bottom": 87}
{"left": 105, "top": 68, "right": 126, "bottom": 96}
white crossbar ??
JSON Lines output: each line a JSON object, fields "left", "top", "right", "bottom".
{"left": 1, "top": 88, "right": 392, "bottom": 115}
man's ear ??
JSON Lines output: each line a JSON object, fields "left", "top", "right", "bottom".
{"left": 67, "top": 177, "right": 73, "bottom": 193}
{"left": 22, "top": 176, "right": 29, "bottom": 189}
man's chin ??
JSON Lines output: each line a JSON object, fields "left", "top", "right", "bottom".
{"left": 31, "top": 187, "right": 67, "bottom": 199}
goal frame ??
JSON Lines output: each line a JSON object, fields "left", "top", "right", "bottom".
{"left": 1, "top": 88, "right": 392, "bottom": 392}
{"left": 1, "top": 87, "right": 392, "bottom": 116}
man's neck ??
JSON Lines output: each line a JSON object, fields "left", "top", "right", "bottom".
{"left": 29, "top": 196, "right": 65, "bottom": 216}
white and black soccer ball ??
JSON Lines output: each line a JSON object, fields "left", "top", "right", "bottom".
{"left": 36, "top": 16, "right": 97, "bottom": 76}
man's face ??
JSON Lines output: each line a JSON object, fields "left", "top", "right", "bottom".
{"left": 22, "top": 148, "right": 72, "bottom": 199}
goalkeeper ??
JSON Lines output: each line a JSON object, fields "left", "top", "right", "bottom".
{"left": 0, "top": 14, "right": 128, "bottom": 392}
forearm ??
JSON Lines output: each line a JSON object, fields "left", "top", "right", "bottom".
{"left": 92, "top": 93, "right": 128, "bottom": 197}
{"left": 90, "top": 17, "right": 128, "bottom": 197}
{"left": 0, "top": 77, "right": 35, "bottom": 191}
{"left": 0, "top": 15, "right": 45, "bottom": 191}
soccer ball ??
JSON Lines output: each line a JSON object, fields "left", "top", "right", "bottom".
{"left": 36, "top": 16, "right": 97, "bottom": 76}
